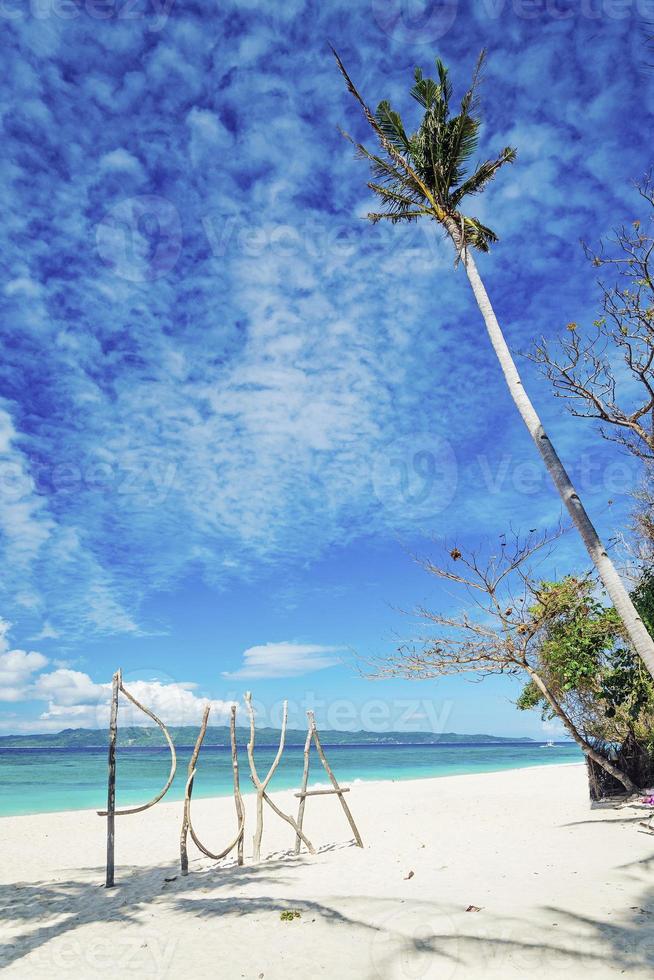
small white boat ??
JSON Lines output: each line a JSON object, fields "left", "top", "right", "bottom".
{"left": 540, "top": 740, "right": 555, "bottom": 748}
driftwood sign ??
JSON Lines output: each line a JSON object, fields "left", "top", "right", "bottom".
{"left": 99, "top": 670, "right": 362, "bottom": 886}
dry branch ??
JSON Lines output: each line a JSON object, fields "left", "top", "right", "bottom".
{"left": 245, "top": 692, "right": 314, "bottom": 860}
{"left": 294, "top": 788, "right": 350, "bottom": 797}
{"left": 97, "top": 677, "right": 177, "bottom": 817}
{"left": 529, "top": 176, "right": 654, "bottom": 462}
{"left": 180, "top": 704, "right": 210, "bottom": 875}
{"left": 294, "top": 725, "right": 312, "bottom": 857}
{"left": 294, "top": 712, "right": 363, "bottom": 853}
{"left": 262, "top": 791, "right": 315, "bottom": 854}
{"left": 180, "top": 703, "right": 246, "bottom": 873}
{"left": 367, "top": 535, "right": 640, "bottom": 794}
{"left": 309, "top": 712, "right": 363, "bottom": 847}
{"left": 230, "top": 703, "right": 245, "bottom": 865}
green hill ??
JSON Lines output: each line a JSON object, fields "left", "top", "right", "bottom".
{"left": 0, "top": 726, "right": 536, "bottom": 748}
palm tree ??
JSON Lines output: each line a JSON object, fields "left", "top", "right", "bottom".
{"left": 333, "top": 48, "right": 654, "bottom": 681}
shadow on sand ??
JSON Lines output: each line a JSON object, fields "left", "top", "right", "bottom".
{"left": 2, "top": 840, "right": 654, "bottom": 978}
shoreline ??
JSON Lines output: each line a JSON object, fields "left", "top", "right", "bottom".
{"left": 0, "top": 759, "right": 585, "bottom": 820}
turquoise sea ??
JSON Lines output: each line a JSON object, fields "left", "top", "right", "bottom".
{"left": 0, "top": 741, "right": 583, "bottom": 817}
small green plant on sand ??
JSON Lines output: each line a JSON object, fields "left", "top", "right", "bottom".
{"left": 280, "top": 909, "right": 301, "bottom": 922}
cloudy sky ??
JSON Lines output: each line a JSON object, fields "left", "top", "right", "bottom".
{"left": 0, "top": 0, "right": 652, "bottom": 736}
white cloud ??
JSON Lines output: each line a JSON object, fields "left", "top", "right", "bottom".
{"left": 0, "top": 616, "right": 234, "bottom": 731}
{"left": 115, "top": 680, "right": 234, "bottom": 727}
{"left": 98, "top": 147, "right": 144, "bottom": 177}
{"left": 31, "top": 621, "right": 60, "bottom": 641}
{"left": 186, "top": 107, "right": 233, "bottom": 166}
{"left": 0, "top": 618, "right": 49, "bottom": 701}
{"left": 0, "top": 618, "right": 10, "bottom": 651}
{"left": 32, "top": 668, "right": 104, "bottom": 707}
{"left": 29, "top": 678, "right": 234, "bottom": 732}
{"left": 0, "top": 648, "right": 49, "bottom": 701}
{"left": 222, "top": 640, "right": 342, "bottom": 680}
{"left": 0, "top": 404, "right": 138, "bottom": 637}
{"left": 0, "top": 406, "right": 55, "bottom": 572}
{"left": 0, "top": 673, "right": 235, "bottom": 733}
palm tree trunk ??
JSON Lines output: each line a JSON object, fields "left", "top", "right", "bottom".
{"left": 525, "top": 667, "right": 638, "bottom": 794}
{"left": 451, "top": 229, "right": 654, "bottom": 682}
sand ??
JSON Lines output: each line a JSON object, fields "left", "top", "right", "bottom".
{"left": 1, "top": 763, "right": 653, "bottom": 979}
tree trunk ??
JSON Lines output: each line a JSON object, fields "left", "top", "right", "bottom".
{"left": 105, "top": 669, "right": 120, "bottom": 888}
{"left": 526, "top": 666, "right": 638, "bottom": 794}
{"left": 452, "top": 229, "right": 654, "bottom": 682}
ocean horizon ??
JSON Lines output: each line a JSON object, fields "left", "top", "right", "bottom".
{"left": 0, "top": 740, "right": 583, "bottom": 818}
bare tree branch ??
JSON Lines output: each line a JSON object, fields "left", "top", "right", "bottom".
{"left": 364, "top": 532, "right": 638, "bottom": 792}
{"left": 527, "top": 173, "right": 654, "bottom": 462}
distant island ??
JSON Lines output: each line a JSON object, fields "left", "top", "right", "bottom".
{"left": 0, "top": 726, "right": 537, "bottom": 748}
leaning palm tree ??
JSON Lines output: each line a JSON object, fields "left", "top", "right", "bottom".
{"left": 333, "top": 48, "right": 654, "bottom": 680}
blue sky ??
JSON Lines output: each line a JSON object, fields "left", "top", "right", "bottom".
{"left": 0, "top": 0, "right": 652, "bottom": 736}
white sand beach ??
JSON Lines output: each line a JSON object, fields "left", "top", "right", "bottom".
{"left": 1, "top": 763, "right": 653, "bottom": 979}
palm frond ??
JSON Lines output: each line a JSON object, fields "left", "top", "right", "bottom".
{"left": 462, "top": 215, "right": 500, "bottom": 252}
{"left": 411, "top": 66, "right": 448, "bottom": 110}
{"left": 450, "top": 147, "right": 517, "bottom": 207}
{"left": 440, "top": 51, "right": 486, "bottom": 193}
{"left": 367, "top": 210, "right": 426, "bottom": 224}
{"left": 341, "top": 129, "right": 421, "bottom": 194}
{"left": 375, "top": 100, "right": 411, "bottom": 154}
{"left": 435, "top": 59, "right": 452, "bottom": 104}
{"left": 331, "top": 46, "right": 443, "bottom": 219}
{"left": 442, "top": 113, "right": 480, "bottom": 191}
{"left": 334, "top": 47, "right": 516, "bottom": 252}
{"left": 462, "top": 49, "right": 486, "bottom": 119}
{"left": 367, "top": 182, "right": 425, "bottom": 210}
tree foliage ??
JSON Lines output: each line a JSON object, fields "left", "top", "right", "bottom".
{"left": 333, "top": 49, "right": 516, "bottom": 251}
{"left": 529, "top": 579, "right": 622, "bottom": 691}
{"left": 516, "top": 575, "right": 654, "bottom": 744}
{"left": 366, "top": 530, "right": 642, "bottom": 791}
